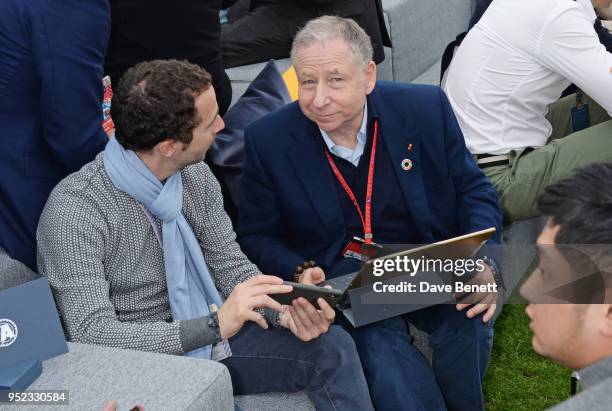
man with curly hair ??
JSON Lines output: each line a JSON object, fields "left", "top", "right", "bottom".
{"left": 36, "top": 59, "right": 373, "bottom": 411}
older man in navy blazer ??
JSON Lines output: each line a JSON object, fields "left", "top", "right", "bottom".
{"left": 238, "top": 16, "right": 502, "bottom": 411}
{"left": 0, "top": 0, "right": 109, "bottom": 271}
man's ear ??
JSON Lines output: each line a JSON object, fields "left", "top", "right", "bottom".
{"left": 601, "top": 304, "right": 612, "bottom": 338}
{"left": 365, "top": 60, "right": 377, "bottom": 95}
{"left": 536, "top": 217, "right": 562, "bottom": 245}
{"left": 156, "top": 139, "right": 180, "bottom": 158}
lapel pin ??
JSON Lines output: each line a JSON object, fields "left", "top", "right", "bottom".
{"left": 407, "top": 144, "right": 413, "bottom": 151}
{"left": 401, "top": 158, "right": 413, "bottom": 171}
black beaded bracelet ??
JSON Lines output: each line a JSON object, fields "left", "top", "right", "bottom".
{"left": 293, "top": 260, "right": 317, "bottom": 283}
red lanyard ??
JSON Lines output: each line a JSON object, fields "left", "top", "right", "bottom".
{"left": 323, "top": 120, "right": 378, "bottom": 244}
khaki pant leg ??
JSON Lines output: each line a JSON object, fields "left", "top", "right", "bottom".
{"left": 545, "top": 93, "right": 611, "bottom": 142}
{"left": 485, "top": 120, "right": 612, "bottom": 223}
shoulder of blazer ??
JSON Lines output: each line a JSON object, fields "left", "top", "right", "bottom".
{"left": 372, "top": 81, "right": 444, "bottom": 103}
{"left": 245, "top": 102, "right": 313, "bottom": 148}
{"left": 370, "top": 82, "right": 446, "bottom": 127}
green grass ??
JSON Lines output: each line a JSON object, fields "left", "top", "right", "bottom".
{"left": 484, "top": 304, "right": 571, "bottom": 411}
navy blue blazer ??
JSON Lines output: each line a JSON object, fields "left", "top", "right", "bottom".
{"left": 0, "top": 0, "right": 110, "bottom": 270}
{"left": 238, "top": 82, "right": 502, "bottom": 279}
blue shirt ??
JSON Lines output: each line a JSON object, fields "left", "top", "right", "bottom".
{"left": 319, "top": 105, "right": 368, "bottom": 167}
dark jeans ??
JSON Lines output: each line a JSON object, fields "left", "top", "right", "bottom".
{"left": 336, "top": 304, "right": 494, "bottom": 411}
{"left": 221, "top": 323, "right": 374, "bottom": 411}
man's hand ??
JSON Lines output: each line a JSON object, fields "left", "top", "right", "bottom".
{"left": 279, "top": 297, "right": 336, "bottom": 341}
{"left": 455, "top": 264, "right": 498, "bottom": 323}
{"left": 299, "top": 267, "right": 326, "bottom": 285}
{"left": 279, "top": 266, "right": 335, "bottom": 341}
{"left": 101, "top": 401, "right": 117, "bottom": 411}
{"left": 217, "top": 275, "right": 292, "bottom": 339}
{"left": 101, "top": 400, "right": 144, "bottom": 411}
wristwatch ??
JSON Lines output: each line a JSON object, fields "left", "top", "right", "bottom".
{"left": 207, "top": 311, "right": 222, "bottom": 343}
{"left": 482, "top": 256, "right": 504, "bottom": 290}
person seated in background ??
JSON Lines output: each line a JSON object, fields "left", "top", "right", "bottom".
{"left": 0, "top": 0, "right": 110, "bottom": 272}
{"left": 37, "top": 60, "right": 374, "bottom": 411}
{"left": 467, "top": 0, "right": 612, "bottom": 96}
{"left": 444, "top": 0, "right": 612, "bottom": 223}
{"left": 105, "top": 0, "right": 241, "bottom": 116}
{"left": 520, "top": 162, "right": 612, "bottom": 410}
{"left": 220, "top": 0, "right": 391, "bottom": 68}
{"left": 468, "top": 0, "right": 493, "bottom": 29}
{"left": 470, "top": 0, "right": 612, "bottom": 45}
{"left": 238, "top": 16, "right": 503, "bottom": 411}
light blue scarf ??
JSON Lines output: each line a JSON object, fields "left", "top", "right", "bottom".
{"left": 104, "top": 137, "right": 223, "bottom": 359}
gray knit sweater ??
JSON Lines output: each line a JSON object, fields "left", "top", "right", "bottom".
{"left": 37, "top": 153, "right": 268, "bottom": 355}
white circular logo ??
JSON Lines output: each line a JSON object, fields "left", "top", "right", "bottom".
{"left": 0, "top": 319, "right": 18, "bottom": 348}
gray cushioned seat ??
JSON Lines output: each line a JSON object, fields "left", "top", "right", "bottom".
{"left": 21, "top": 343, "right": 233, "bottom": 411}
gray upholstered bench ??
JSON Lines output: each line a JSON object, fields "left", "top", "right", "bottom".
{"left": 21, "top": 343, "right": 233, "bottom": 411}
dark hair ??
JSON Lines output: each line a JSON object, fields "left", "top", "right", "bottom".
{"left": 552, "top": 246, "right": 608, "bottom": 304}
{"left": 537, "top": 162, "right": 612, "bottom": 244}
{"left": 111, "top": 60, "right": 212, "bottom": 151}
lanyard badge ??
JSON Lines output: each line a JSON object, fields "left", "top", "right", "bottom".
{"left": 325, "top": 120, "right": 383, "bottom": 260}
{"left": 342, "top": 236, "right": 383, "bottom": 261}
{"left": 571, "top": 90, "right": 590, "bottom": 133}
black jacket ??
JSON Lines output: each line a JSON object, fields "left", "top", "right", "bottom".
{"left": 105, "top": 0, "right": 236, "bottom": 115}
{"left": 256, "top": 0, "right": 391, "bottom": 63}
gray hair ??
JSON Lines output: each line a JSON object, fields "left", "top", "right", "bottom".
{"left": 290, "top": 16, "right": 374, "bottom": 71}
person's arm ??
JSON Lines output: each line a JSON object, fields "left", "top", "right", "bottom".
{"left": 184, "top": 162, "right": 285, "bottom": 325}
{"left": 536, "top": 5, "right": 612, "bottom": 116}
{"left": 437, "top": 87, "right": 503, "bottom": 245}
{"left": 438, "top": 87, "right": 502, "bottom": 321}
{"left": 237, "top": 128, "right": 308, "bottom": 280}
{"left": 31, "top": 0, "right": 109, "bottom": 172}
{"left": 36, "top": 188, "right": 215, "bottom": 354}
{"left": 596, "top": 5, "right": 612, "bottom": 20}
{"left": 594, "top": 18, "right": 612, "bottom": 53}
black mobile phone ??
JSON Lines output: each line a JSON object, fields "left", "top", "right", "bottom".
{"left": 271, "top": 281, "right": 344, "bottom": 308}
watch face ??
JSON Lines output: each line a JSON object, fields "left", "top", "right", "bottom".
{"left": 208, "top": 311, "right": 219, "bottom": 328}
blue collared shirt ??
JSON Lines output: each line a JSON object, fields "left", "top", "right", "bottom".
{"left": 319, "top": 105, "right": 368, "bottom": 167}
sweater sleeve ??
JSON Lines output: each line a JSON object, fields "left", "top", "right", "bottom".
{"left": 36, "top": 182, "right": 218, "bottom": 354}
